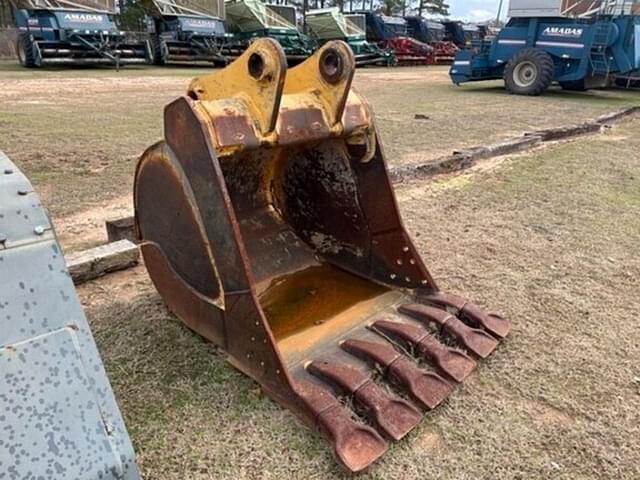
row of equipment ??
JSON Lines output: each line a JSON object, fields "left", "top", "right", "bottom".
{"left": 10, "top": 0, "right": 484, "bottom": 67}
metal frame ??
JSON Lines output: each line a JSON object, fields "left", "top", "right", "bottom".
{"left": 150, "top": 0, "right": 224, "bottom": 19}
{"left": 12, "top": 0, "right": 116, "bottom": 13}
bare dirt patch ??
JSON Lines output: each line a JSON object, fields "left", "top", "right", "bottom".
{"left": 55, "top": 193, "right": 132, "bottom": 251}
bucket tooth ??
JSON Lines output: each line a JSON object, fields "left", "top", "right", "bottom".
{"left": 307, "top": 361, "right": 422, "bottom": 441}
{"left": 296, "top": 381, "right": 388, "bottom": 472}
{"left": 424, "top": 292, "right": 511, "bottom": 338}
{"left": 341, "top": 339, "right": 453, "bottom": 410}
{"left": 398, "top": 304, "right": 499, "bottom": 359}
{"left": 372, "top": 320, "right": 476, "bottom": 383}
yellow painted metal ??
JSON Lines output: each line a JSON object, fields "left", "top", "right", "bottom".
{"left": 187, "top": 38, "right": 286, "bottom": 137}
{"left": 283, "top": 40, "right": 354, "bottom": 129}
{"left": 184, "top": 38, "right": 373, "bottom": 158}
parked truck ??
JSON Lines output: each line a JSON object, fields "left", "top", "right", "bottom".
{"left": 224, "top": 0, "right": 315, "bottom": 64}
{"left": 11, "top": 0, "right": 149, "bottom": 67}
{"left": 450, "top": 0, "right": 640, "bottom": 95}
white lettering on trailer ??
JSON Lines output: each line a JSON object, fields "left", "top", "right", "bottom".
{"left": 186, "top": 19, "right": 217, "bottom": 28}
{"left": 542, "top": 27, "right": 583, "bottom": 37}
{"left": 63, "top": 13, "right": 104, "bottom": 23}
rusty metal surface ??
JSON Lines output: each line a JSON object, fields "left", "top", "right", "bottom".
{"left": 341, "top": 339, "right": 452, "bottom": 410}
{"left": 134, "top": 38, "right": 511, "bottom": 472}
{"left": 295, "top": 380, "right": 388, "bottom": 472}
{"left": 399, "top": 303, "right": 499, "bottom": 359}
{"left": 425, "top": 291, "right": 512, "bottom": 338}
{"left": 372, "top": 319, "right": 477, "bottom": 383}
{"left": 0, "top": 151, "right": 140, "bottom": 480}
{"left": 307, "top": 360, "right": 421, "bottom": 440}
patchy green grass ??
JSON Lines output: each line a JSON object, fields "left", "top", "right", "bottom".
{"left": 82, "top": 119, "right": 640, "bottom": 479}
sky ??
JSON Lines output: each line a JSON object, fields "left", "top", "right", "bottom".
{"left": 447, "top": 0, "right": 505, "bottom": 22}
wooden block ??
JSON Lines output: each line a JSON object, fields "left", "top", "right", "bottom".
{"left": 66, "top": 240, "right": 139, "bottom": 285}
{"left": 105, "top": 216, "right": 137, "bottom": 243}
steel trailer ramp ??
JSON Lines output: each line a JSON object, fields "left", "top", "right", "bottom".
{"left": 0, "top": 151, "right": 140, "bottom": 480}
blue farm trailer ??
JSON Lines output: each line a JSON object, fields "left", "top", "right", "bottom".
{"left": 450, "top": 0, "right": 640, "bottom": 95}
{"left": 11, "top": 0, "right": 149, "bottom": 67}
{"left": 144, "top": 0, "right": 229, "bottom": 65}
{"left": 442, "top": 20, "right": 484, "bottom": 48}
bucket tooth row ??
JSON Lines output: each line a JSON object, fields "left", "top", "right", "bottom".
{"left": 398, "top": 303, "right": 499, "bottom": 358}
{"left": 341, "top": 338, "right": 453, "bottom": 410}
{"left": 372, "top": 319, "right": 477, "bottom": 383}
{"left": 307, "top": 360, "right": 422, "bottom": 440}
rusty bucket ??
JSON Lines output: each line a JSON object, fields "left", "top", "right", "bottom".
{"left": 134, "top": 38, "right": 510, "bottom": 472}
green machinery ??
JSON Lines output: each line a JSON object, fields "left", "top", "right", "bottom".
{"left": 305, "top": 8, "right": 395, "bottom": 66}
{"left": 224, "top": 0, "right": 315, "bottom": 63}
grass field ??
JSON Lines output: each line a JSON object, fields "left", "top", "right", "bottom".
{"left": 2, "top": 60, "right": 640, "bottom": 479}
{"left": 1, "top": 61, "right": 639, "bottom": 241}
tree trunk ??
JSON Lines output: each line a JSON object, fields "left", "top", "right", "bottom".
{"left": 302, "top": 0, "right": 308, "bottom": 31}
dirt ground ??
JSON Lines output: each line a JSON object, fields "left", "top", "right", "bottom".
{"left": 2, "top": 61, "right": 640, "bottom": 479}
{"left": 1, "top": 62, "right": 639, "bottom": 252}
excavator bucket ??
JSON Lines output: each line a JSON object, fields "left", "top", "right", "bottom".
{"left": 134, "top": 38, "right": 510, "bottom": 472}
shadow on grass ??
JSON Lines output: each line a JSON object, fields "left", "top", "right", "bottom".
{"left": 87, "top": 292, "right": 344, "bottom": 478}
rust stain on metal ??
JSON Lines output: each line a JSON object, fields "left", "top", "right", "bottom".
{"left": 258, "top": 264, "right": 387, "bottom": 340}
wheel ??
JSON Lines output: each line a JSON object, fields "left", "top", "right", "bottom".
{"left": 16, "top": 33, "right": 36, "bottom": 68}
{"left": 559, "top": 79, "right": 587, "bottom": 91}
{"left": 150, "top": 36, "right": 165, "bottom": 65}
{"left": 504, "top": 48, "right": 554, "bottom": 96}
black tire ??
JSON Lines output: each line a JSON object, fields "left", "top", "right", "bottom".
{"left": 150, "top": 36, "right": 165, "bottom": 65}
{"left": 559, "top": 79, "right": 587, "bottom": 91}
{"left": 504, "top": 48, "right": 554, "bottom": 96}
{"left": 16, "top": 33, "right": 36, "bottom": 68}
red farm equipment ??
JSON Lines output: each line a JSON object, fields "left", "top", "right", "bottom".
{"left": 405, "top": 17, "right": 458, "bottom": 64}
{"left": 359, "top": 11, "right": 434, "bottom": 65}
